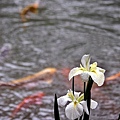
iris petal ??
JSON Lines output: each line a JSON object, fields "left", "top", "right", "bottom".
{"left": 97, "top": 67, "right": 105, "bottom": 73}
{"left": 91, "top": 99, "right": 98, "bottom": 109}
{"left": 76, "top": 103, "right": 84, "bottom": 116}
{"left": 57, "top": 95, "right": 71, "bottom": 107}
{"left": 80, "top": 101, "right": 89, "bottom": 115}
{"left": 81, "top": 54, "right": 90, "bottom": 69}
{"left": 65, "top": 102, "right": 83, "bottom": 120}
{"left": 69, "top": 67, "right": 83, "bottom": 80}
{"left": 88, "top": 71, "right": 105, "bottom": 86}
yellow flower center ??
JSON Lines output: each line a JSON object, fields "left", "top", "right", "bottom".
{"left": 67, "top": 91, "right": 74, "bottom": 101}
{"left": 90, "top": 62, "right": 97, "bottom": 73}
{"left": 80, "top": 62, "right": 98, "bottom": 74}
{"left": 74, "top": 100, "right": 78, "bottom": 108}
{"left": 67, "top": 91, "right": 84, "bottom": 104}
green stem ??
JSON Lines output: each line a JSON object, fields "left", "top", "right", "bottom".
{"left": 72, "top": 77, "right": 78, "bottom": 120}
{"left": 83, "top": 76, "right": 93, "bottom": 120}
{"left": 72, "top": 77, "right": 74, "bottom": 95}
{"left": 79, "top": 115, "right": 83, "bottom": 120}
{"left": 84, "top": 82, "right": 86, "bottom": 100}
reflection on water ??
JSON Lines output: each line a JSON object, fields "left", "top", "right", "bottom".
{"left": 0, "top": 0, "right": 120, "bottom": 119}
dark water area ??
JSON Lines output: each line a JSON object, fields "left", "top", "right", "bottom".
{"left": 0, "top": 0, "right": 120, "bottom": 119}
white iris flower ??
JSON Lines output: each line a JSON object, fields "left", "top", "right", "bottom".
{"left": 69, "top": 54, "right": 105, "bottom": 86}
{"left": 57, "top": 90, "right": 98, "bottom": 120}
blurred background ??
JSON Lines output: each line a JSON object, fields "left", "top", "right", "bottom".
{"left": 0, "top": 0, "right": 119, "bottom": 119}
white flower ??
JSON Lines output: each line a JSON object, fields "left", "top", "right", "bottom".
{"left": 57, "top": 90, "right": 98, "bottom": 120}
{"left": 69, "top": 54, "right": 105, "bottom": 86}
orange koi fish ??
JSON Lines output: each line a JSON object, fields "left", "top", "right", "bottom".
{"left": 106, "top": 72, "right": 120, "bottom": 81}
{"left": 11, "top": 92, "right": 45, "bottom": 118}
{"left": 0, "top": 68, "right": 57, "bottom": 86}
{"left": 10, "top": 67, "right": 57, "bottom": 85}
{"left": 20, "top": 0, "right": 40, "bottom": 22}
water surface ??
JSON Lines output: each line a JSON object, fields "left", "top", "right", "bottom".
{"left": 0, "top": 0, "right": 120, "bottom": 119}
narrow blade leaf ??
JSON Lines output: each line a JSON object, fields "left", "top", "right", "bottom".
{"left": 54, "top": 94, "right": 60, "bottom": 120}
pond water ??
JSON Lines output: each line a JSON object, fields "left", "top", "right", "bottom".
{"left": 0, "top": 0, "right": 120, "bottom": 119}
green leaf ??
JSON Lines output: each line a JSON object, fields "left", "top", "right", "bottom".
{"left": 54, "top": 94, "right": 60, "bottom": 120}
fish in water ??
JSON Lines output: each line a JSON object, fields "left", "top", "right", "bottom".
{"left": 106, "top": 72, "right": 120, "bottom": 81}
{"left": 20, "top": 0, "right": 40, "bottom": 22}
{"left": 11, "top": 92, "right": 45, "bottom": 118}
{"left": 0, "top": 67, "right": 57, "bottom": 87}
{"left": 10, "top": 67, "right": 57, "bottom": 85}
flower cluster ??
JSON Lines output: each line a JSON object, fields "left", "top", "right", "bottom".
{"left": 58, "top": 90, "right": 98, "bottom": 119}
{"left": 56, "top": 54, "right": 105, "bottom": 120}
